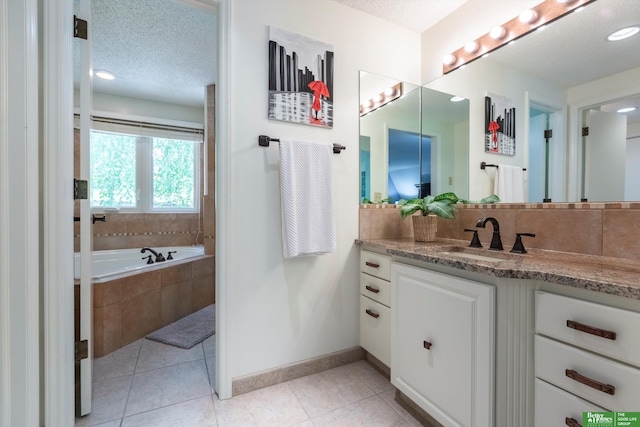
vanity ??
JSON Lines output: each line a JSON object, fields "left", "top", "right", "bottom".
{"left": 357, "top": 236, "right": 640, "bottom": 427}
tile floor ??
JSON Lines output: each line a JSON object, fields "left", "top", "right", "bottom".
{"left": 75, "top": 337, "right": 423, "bottom": 426}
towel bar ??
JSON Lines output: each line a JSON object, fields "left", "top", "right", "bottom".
{"left": 480, "top": 161, "right": 526, "bottom": 171}
{"left": 258, "top": 135, "right": 346, "bottom": 154}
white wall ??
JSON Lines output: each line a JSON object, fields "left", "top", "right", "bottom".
{"left": 75, "top": 91, "right": 205, "bottom": 125}
{"left": 223, "top": 0, "right": 420, "bottom": 379}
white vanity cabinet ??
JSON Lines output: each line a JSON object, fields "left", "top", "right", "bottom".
{"left": 391, "top": 262, "right": 495, "bottom": 427}
{"left": 534, "top": 291, "right": 640, "bottom": 424}
{"left": 359, "top": 250, "right": 392, "bottom": 366}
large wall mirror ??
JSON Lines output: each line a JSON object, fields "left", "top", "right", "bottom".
{"left": 360, "top": 0, "right": 640, "bottom": 203}
{"left": 359, "top": 72, "right": 469, "bottom": 204}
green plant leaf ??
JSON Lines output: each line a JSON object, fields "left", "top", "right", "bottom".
{"left": 479, "top": 194, "right": 501, "bottom": 203}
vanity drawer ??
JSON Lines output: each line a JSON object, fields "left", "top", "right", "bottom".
{"left": 360, "top": 295, "right": 390, "bottom": 366}
{"left": 360, "top": 250, "right": 391, "bottom": 281}
{"left": 360, "top": 272, "right": 390, "bottom": 307}
{"left": 535, "top": 291, "right": 640, "bottom": 367}
{"left": 535, "top": 378, "right": 606, "bottom": 427}
{"left": 535, "top": 335, "right": 640, "bottom": 410}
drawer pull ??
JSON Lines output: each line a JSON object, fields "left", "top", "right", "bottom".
{"left": 565, "top": 369, "right": 615, "bottom": 395}
{"left": 365, "top": 285, "right": 380, "bottom": 294}
{"left": 365, "top": 261, "right": 380, "bottom": 268}
{"left": 365, "top": 309, "right": 379, "bottom": 319}
{"left": 565, "top": 417, "right": 582, "bottom": 427}
{"left": 566, "top": 320, "right": 616, "bottom": 340}
{"left": 423, "top": 340, "right": 432, "bottom": 350}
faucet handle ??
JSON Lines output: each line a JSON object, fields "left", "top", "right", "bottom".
{"left": 464, "top": 228, "right": 482, "bottom": 248}
{"left": 142, "top": 255, "right": 154, "bottom": 264}
{"left": 510, "top": 233, "right": 536, "bottom": 253}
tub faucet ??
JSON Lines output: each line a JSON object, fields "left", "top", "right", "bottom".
{"left": 475, "top": 217, "right": 503, "bottom": 250}
{"left": 141, "top": 247, "right": 165, "bottom": 262}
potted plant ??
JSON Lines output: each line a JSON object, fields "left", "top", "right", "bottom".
{"left": 399, "top": 192, "right": 459, "bottom": 242}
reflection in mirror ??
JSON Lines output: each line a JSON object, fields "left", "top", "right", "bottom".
{"left": 359, "top": 72, "right": 470, "bottom": 204}
{"left": 427, "top": 0, "right": 640, "bottom": 202}
{"left": 359, "top": 72, "right": 420, "bottom": 203}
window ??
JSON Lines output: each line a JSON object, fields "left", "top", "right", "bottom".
{"left": 90, "top": 130, "right": 199, "bottom": 212}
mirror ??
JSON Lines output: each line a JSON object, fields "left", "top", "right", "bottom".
{"left": 424, "top": 0, "right": 640, "bottom": 202}
{"left": 359, "top": 72, "right": 469, "bottom": 204}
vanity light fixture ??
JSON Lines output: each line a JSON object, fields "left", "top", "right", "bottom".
{"left": 442, "top": 0, "right": 597, "bottom": 74}
{"left": 359, "top": 82, "right": 403, "bottom": 117}
{"left": 617, "top": 107, "right": 637, "bottom": 113}
{"left": 607, "top": 25, "right": 640, "bottom": 42}
{"left": 94, "top": 69, "right": 116, "bottom": 80}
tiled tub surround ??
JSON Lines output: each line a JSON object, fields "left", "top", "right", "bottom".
{"left": 359, "top": 202, "right": 640, "bottom": 262}
{"left": 73, "top": 212, "right": 203, "bottom": 251}
{"left": 83, "top": 254, "right": 215, "bottom": 357}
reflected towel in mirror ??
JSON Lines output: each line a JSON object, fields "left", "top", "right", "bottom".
{"left": 493, "top": 164, "right": 524, "bottom": 203}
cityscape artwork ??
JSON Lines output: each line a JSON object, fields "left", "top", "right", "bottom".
{"left": 485, "top": 93, "right": 516, "bottom": 156}
{"left": 268, "top": 26, "right": 334, "bottom": 128}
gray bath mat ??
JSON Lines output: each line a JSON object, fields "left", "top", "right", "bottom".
{"left": 146, "top": 304, "right": 215, "bottom": 349}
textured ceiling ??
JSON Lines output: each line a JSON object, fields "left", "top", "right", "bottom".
{"left": 74, "top": 0, "right": 217, "bottom": 108}
{"left": 333, "top": 0, "right": 469, "bottom": 33}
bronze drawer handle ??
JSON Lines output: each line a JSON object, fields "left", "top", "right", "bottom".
{"left": 566, "top": 417, "right": 582, "bottom": 427}
{"left": 565, "top": 369, "right": 615, "bottom": 395}
{"left": 423, "top": 340, "right": 432, "bottom": 350}
{"left": 365, "top": 309, "right": 379, "bottom": 319}
{"left": 566, "top": 320, "right": 616, "bottom": 340}
{"left": 365, "top": 261, "right": 380, "bottom": 268}
{"left": 365, "top": 285, "right": 380, "bottom": 294}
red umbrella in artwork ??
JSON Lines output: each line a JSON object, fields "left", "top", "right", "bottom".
{"left": 488, "top": 120, "right": 500, "bottom": 152}
{"left": 308, "top": 80, "right": 330, "bottom": 121}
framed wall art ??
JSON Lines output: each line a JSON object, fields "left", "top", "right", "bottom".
{"left": 268, "top": 26, "right": 334, "bottom": 128}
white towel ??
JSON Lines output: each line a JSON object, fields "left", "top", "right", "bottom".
{"left": 279, "top": 138, "right": 336, "bottom": 258}
{"left": 493, "top": 164, "right": 524, "bottom": 203}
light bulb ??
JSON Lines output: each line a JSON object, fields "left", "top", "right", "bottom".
{"left": 442, "top": 53, "right": 457, "bottom": 66}
{"left": 519, "top": 9, "right": 538, "bottom": 24}
{"left": 464, "top": 41, "right": 479, "bottom": 53}
{"left": 373, "top": 93, "right": 384, "bottom": 103}
{"left": 384, "top": 87, "right": 396, "bottom": 97}
{"left": 490, "top": 26, "right": 506, "bottom": 40}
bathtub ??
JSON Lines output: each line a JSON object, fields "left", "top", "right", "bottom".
{"left": 74, "top": 245, "right": 215, "bottom": 357}
{"left": 74, "top": 246, "right": 206, "bottom": 283}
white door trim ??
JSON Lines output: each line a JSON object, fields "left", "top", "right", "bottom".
{"left": 42, "top": 0, "right": 76, "bottom": 425}
{"left": 215, "top": 0, "right": 232, "bottom": 400}
{"left": 0, "top": 0, "right": 41, "bottom": 425}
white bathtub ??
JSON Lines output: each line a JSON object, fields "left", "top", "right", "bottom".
{"left": 74, "top": 246, "right": 206, "bottom": 282}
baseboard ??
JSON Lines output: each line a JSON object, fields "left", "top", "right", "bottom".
{"left": 231, "top": 346, "right": 366, "bottom": 396}
{"left": 395, "top": 389, "right": 444, "bottom": 427}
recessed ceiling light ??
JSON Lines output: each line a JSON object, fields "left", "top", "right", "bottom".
{"left": 450, "top": 96, "right": 466, "bottom": 102}
{"left": 94, "top": 70, "right": 116, "bottom": 80}
{"left": 607, "top": 26, "right": 640, "bottom": 41}
{"left": 617, "top": 107, "right": 637, "bottom": 113}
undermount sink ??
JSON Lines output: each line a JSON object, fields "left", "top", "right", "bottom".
{"left": 434, "top": 246, "right": 513, "bottom": 263}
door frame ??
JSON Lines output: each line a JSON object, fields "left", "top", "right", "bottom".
{"left": 42, "top": 0, "right": 76, "bottom": 425}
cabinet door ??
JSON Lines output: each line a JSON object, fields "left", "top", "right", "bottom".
{"left": 535, "top": 378, "right": 606, "bottom": 427}
{"left": 392, "top": 263, "right": 494, "bottom": 427}
{"left": 360, "top": 295, "right": 391, "bottom": 366}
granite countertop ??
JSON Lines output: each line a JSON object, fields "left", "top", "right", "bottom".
{"left": 356, "top": 238, "right": 640, "bottom": 300}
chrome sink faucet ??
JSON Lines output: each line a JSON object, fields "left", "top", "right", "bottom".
{"left": 476, "top": 217, "right": 503, "bottom": 250}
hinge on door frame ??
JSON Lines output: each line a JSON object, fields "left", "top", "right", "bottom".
{"left": 74, "top": 179, "right": 88, "bottom": 200}
{"left": 544, "top": 129, "right": 553, "bottom": 139}
{"left": 74, "top": 15, "right": 88, "bottom": 40}
{"left": 582, "top": 126, "right": 589, "bottom": 137}
{"left": 75, "top": 340, "right": 89, "bottom": 362}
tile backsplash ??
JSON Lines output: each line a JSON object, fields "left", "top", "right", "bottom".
{"left": 359, "top": 202, "right": 640, "bottom": 261}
